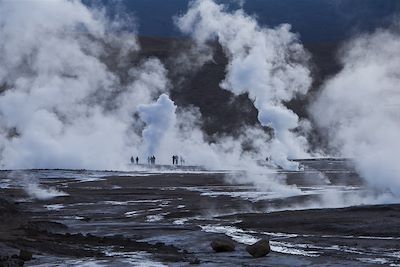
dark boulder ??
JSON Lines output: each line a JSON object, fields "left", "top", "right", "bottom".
{"left": 26, "top": 220, "right": 68, "bottom": 234}
{"left": 18, "top": 250, "right": 32, "bottom": 261}
{"left": 210, "top": 238, "right": 236, "bottom": 252}
{"left": 0, "top": 256, "right": 24, "bottom": 267}
{"left": 246, "top": 239, "right": 270, "bottom": 258}
{"left": 189, "top": 257, "right": 200, "bottom": 264}
{"left": 0, "top": 198, "right": 18, "bottom": 214}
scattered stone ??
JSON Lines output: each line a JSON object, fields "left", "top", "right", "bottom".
{"left": 81, "top": 217, "right": 91, "bottom": 222}
{"left": 0, "top": 198, "right": 18, "bottom": 214}
{"left": 246, "top": 239, "right": 270, "bottom": 258}
{"left": 112, "top": 234, "right": 124, "bottom": 239}
{"left": 19, "top": 250, "right": 32, "bottom": 261}
{"left": 26, "top": 220, "right": 68, "bottom": 234}
{"left": 189, "top": 257, "right": 201, "bottom": 264}
{"left": 86, "top": 233, "right": 94, "bottom": 239}
{"left": 210, "top": 238, "right": 236, "bottom": 252}
{"left": 0, "top": 256, "right": 24, "bottom": 267}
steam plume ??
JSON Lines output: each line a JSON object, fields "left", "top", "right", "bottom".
{"left": 138, "top": 94, "right": 177, "bottom": 157}
{"left": 311, "top": 28, "right": 400, "bottom": 197}
{"left": 0, "top": 0, "right": 167, "bottom": 170}
{"left": 176, "top": 0, "right": 312, "bottom": 170}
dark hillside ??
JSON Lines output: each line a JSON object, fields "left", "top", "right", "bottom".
{"left": 137, "top": 37, "right": 341, "bottom": 137}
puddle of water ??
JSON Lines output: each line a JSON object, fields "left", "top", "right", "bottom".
{"left": 44, "top": 204, "right": 65, "bottom": 211}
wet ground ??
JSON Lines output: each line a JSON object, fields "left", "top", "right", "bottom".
{"left": 0, "top": 159, "right": 399, "bottom": 266}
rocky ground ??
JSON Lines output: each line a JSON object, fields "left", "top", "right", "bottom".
{"left": 0, "top": 160, "right": 399, "bottom": 266}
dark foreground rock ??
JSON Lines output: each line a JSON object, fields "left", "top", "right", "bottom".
{"left": 246, "top": 239, "right": 271, "bottom": 258}
{"left": 211, "top": 238, "right": 236, "bottom": 252}
{"left": 18, "top": 250, "right": 32, "bottom": 262}
{"left": 0, "top": 255, "right": 24, "bottom": 267}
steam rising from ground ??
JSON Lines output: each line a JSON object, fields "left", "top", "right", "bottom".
{"left": 176, "top": 0, "right": 312, "bottom": 170}
{"left": 25, "top": 182, "right": 68, "bottom": 201}
{"left": 311, "top": 28, "right": 400, "bottom": 198}
{"left": 138, "top": 94, "right": 177, "bottom": 157}
{"left": 0, "top": 0, "right": 166, "bottom": 170}
{"left": 0, "top": 0, "right": 306, "bottom": 180}
{"left": 9, "top": 171, "right": 68, "bottom": 200}
{"left": 0, "top": 0, "right": 257, "bottom": 171}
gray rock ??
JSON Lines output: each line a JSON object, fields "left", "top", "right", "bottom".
{"left": 18, "top": 250, "right": 32, "bottom": 261}
{"left": 246, "top": 239, "right": 270, "bottom": 258}
{"left": 0, "top": 256, "right": 24, "bottom": 267}
{"left": 211, "top": 238, "right": 236, "bottom": 252}
{"left": 189, "top": 257, "right": 201, "bottom": 264}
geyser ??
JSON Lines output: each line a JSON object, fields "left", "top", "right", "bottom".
{"left": 0, "top": 0, "right": 169, "bottom": 170}
{"left": 311, "top": 28, "right": 400, "bottom": 198}
{"left": 138, "top": 94, "right": 177, "bottom": 158}
{"left": 176, "top": 0, "right": 312, "bottom": 170}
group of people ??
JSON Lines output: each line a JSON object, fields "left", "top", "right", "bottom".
{"left": 130, "top": 155, "right": 185, "bottom": 166}
{"left": 130, "top": 156, "right": 139, "bottom": 164}
{"left": 147, "top": 155, "right": 156, "bottom": 165}
{"left": 172, "top": 155, "right": 184, "bottom": 165}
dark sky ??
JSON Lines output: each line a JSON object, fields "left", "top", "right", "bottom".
{"left": 85, "top": 0, "right": 400, "bottom": 43}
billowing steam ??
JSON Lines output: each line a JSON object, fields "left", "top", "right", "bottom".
{"left": 0, "top": 0, "right": 247, "bottom": 171}
{"left": 8, "top": 171, "right": 68, "bottom": 200}
{"left": 311, "top": 28, "right": 400, "bottom": 197}
{"left": 0, "top": 0, "right": 314, "bottom": 201}
{"left": 138, "top": 94, "right": 177, "bottom": 157}
{"left": 0, "top": 0, "right": 308, "bottom": 174}
{"left": 0, "top": 0, "right": 167, "bottom": 170}
{"left": 176, "top": 0, "right": 312, "bottom": 170}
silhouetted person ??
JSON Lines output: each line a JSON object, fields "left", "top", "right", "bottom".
{"left": 135, "top": 157, "right": 139, "bottom": 164}
{"left": 180, "top": 156, "right": 184, "bottom": 165}
{"left": 130, "top": 156, "right": 134, "bottom": 164}
{"left": 172, "top": 155, "right": 175, "bottom": 165}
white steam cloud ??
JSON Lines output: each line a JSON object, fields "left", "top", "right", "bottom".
{"left": 25, "top": 182, "right": 69, "bottom": 201}
{"left": 0, "top": 0, "right": 271, "bottom": 173}
{"left": 9, "top": 171, "right": 69, "bottom": 200}
{"left": 0, "top": 0, "right": 281, "bottom": 175}
{"left": 138, "top": 94, "right": 177, "bottom": 157}
{"left": 311, "top": 28, "right": 400, "bottom": 198}
{"left": 0, "top": 0, "right": 313, "bottom": 201}
{"left": 0, "top": 0, "right": 168, "bottom": 170}
{"left": 176, "top": 0, "right": 312, "bottom": 170}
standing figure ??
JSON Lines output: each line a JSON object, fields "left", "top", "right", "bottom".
{"left": 130, "top": 156, "right": 134, "bottom": 164}
{"left": 135, "top": 157, "right": 139, "bottom": 164}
